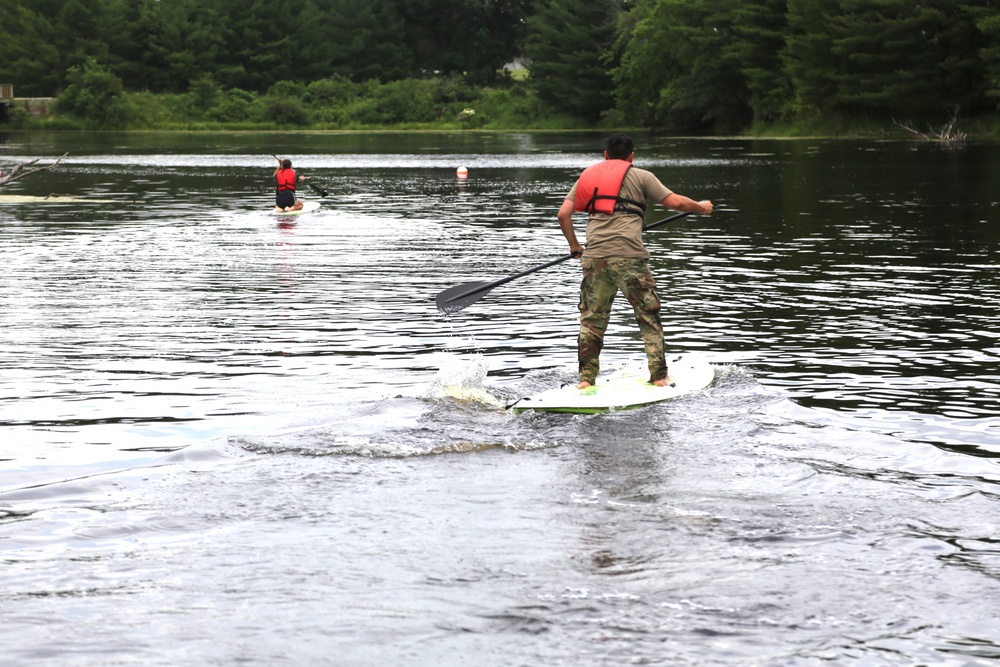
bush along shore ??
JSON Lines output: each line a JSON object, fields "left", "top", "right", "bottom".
{"left": 4, "top": 65, "right": 998, "bottom": 139}
{"left": 6, "top": 71, "right": 601, "bottom": 132}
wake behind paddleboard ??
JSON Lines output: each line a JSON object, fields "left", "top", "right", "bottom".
{"left": 268, "top": 200, "right": 321, "bottom": 216}
{"left": 510, "top": 353, "right": 714, "bottom": 414}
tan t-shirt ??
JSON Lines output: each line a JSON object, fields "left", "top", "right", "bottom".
{"left": 565, "top": 166, "right": 673, "bottom": 259}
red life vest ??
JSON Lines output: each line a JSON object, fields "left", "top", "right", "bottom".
{"left": 573, "top": 159, "right": 645, "bottom": 216}
{"left": 276, "top": 168, "right": 296, "bottom": 192}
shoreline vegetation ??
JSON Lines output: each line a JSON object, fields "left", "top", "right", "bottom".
{"left": 3, "top": 71, "right": 996, "bottom": 142}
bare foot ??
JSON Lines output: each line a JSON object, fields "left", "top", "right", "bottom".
{"left": 576, "top": 380, "right": 592, "bottom": 389}
{"left": 651, "top": 377, "right": 674, "bottom": 387}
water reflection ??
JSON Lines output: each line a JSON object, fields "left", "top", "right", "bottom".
{"left": 3, "top": 132, "right": 1000, "bottom": 665}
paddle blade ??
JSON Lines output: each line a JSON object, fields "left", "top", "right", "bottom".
{"left": 302, "top": 178, "right": 328, "bottom": 197}
{"left": 435, "top": 281, "right": 493, "bottom": 313}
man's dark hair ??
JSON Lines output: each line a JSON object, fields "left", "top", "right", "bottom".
{"left": 605, "top": 133, "right": 635, "bottom": 160}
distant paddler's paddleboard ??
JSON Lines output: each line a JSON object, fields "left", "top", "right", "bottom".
{"left": 510, "top": 354, "right": 714, "bottom": 414}
{"left": 268, "top": 200, "right": 321, "bottom": 216}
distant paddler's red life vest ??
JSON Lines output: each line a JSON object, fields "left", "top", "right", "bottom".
{"left": 276, "top": 168, "right": 296, "bottom": 192}
{"left": 574, "top": 159, "right": 645, "bottom": 216}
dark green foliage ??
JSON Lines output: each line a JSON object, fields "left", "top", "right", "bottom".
{"left": 54, "top": 59, "right": 137, "bottom": 126}
{"left": 616, "top": 0, "right": 998, "bottom": 132}
{"left": 209, "top": 88, "right": 257, "bottom": 123}
{"left": 433, "top": 77, "right": 480, "bottom": 105}
{"left": 0, "top": 0, "right": 62, "bottom": 95}
{"left": 189, "top": 77, "right": 221, "bottom": 111}
{"left": 973, "top": 7, "right": 1000, "bottom": 102}
{"left": 0, "top": 0, "right": 533, "bottom": 94}
{"left": 733, "top": 0, "right": 791, "bottom": 124}
{"left": 400, "top": 0, "right": 534, "bottom": 83}
{"left": 325, "top": 0, "right": 416, "bottom": 82}
{"left": 259, "top": 97, "right": 311, "bottom": 125}
{"left": 352, "top": 79, "right": 439, "bottom": 124}
{"left": 524, "top": 0, "right": 620, "bottom": 121}
{"left": 614, "top": 0, "right": 754, "bottom": 133}
{"left": 2, "top": 0, "right": 1000, "bottom": 133}
{"left": 785, "top": 0, "right": 992, "bottom": 121}
{"left": 614, "top": 0, "right": 797, "bottom": 133}
{"left": 305, "top": 76, "right": 359, "bottom": 106}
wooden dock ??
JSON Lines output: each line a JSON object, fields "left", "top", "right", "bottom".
{"left": 1, "top": 84, "right": 14, "bottom": 122}
{"left": 1, "top": 86, "right": 54, "bottom": 121}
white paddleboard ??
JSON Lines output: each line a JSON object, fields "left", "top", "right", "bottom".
{"left": 268, "top": 200, "right": 321, "bottom": 216}
{"left": 511, "top": 353, "right": 714, "bottom": 414}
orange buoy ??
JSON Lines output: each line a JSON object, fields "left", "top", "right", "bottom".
{"left": 456, "top": 166, "right": 468, "bottom": 178}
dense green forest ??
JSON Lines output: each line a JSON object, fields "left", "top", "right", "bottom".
{"left": 1, "top": 0, "right": 999, "bottom": 134}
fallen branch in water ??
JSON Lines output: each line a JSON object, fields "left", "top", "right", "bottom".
{"left": 0, "top": 153, "right": 68, "bottom": 188}
{"left": 893, "top": 108, "right": 967, "bottom": 147}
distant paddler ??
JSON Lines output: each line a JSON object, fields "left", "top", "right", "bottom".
{"left": 272, "top": 156, "right": 304, "bottom": 212}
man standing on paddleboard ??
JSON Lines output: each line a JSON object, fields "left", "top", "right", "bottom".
{"left": 273, "top": 157, "right": 304, "bottom": 212}
{"left": 557, "top": 133, "right": 713, "bottom": 389}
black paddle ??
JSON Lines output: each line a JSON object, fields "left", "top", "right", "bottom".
{"left": 300, "top": 177, "right": 329, "bottom": 198}
{"left": 272, "top": 154, "right": 329, "bottom": 197}
{"left": 435, "top": 211, "right": 692, "bottom": 313}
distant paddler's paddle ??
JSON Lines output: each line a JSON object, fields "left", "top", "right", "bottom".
{"left": 300, "top": 176, "right": 329, "bottom": 198}
{"left": 272, "top": 154, "right": 329, "bottom": 197}
{"left": 436, "top": 211, "right": 691, "bottom": 314}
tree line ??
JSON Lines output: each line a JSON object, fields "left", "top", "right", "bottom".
{"left": 1, "top": 0, "right": 998, "bottom": 134}
{"left": 0, "top": 0, "right": 531, "bottom": 92}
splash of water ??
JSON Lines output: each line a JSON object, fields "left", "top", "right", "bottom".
{"left": 427, "top": 353, "right": 504, "bottom": 408}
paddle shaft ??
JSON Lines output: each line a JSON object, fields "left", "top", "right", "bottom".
{"left": 442, "top": 210, "right": 692, "bottom": 305}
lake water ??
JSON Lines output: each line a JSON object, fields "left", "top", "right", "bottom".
{"left": 1, "top": 130, "right": 999, "bottom": 666}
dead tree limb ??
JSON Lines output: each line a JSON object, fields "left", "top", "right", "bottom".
{"left": 0, "top": 153, "right": 68, "bottom": 188}
{"left": 893, "top": 107, "right": 966, "bottom": 147}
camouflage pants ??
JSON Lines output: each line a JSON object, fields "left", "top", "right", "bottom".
{"left": 578, "top": 257, "right": 666, "bottom": 385}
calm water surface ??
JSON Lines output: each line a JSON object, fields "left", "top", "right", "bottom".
{"left": 1, "top": 131, "right": 999, "bottom": 666}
